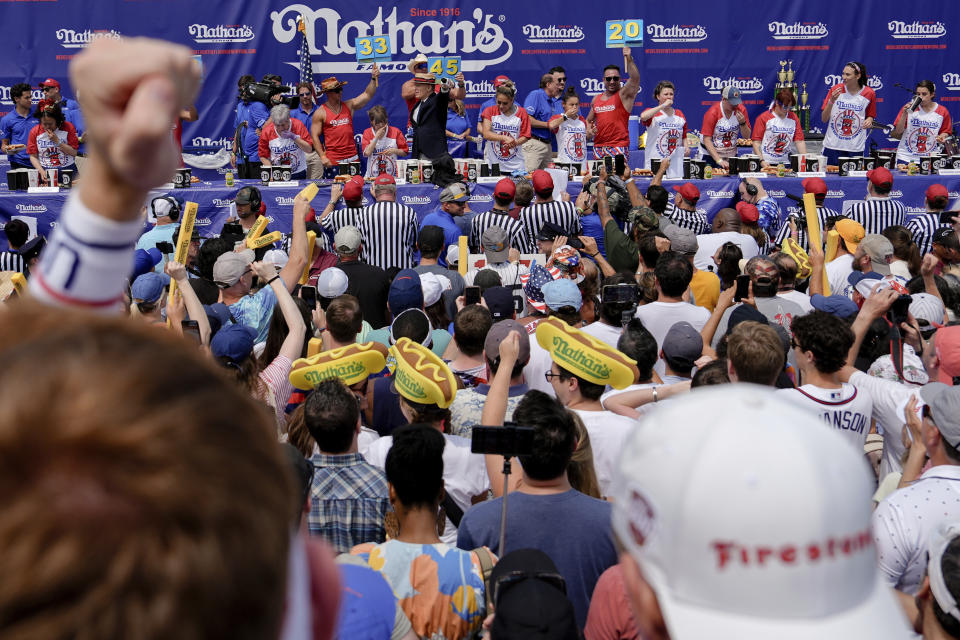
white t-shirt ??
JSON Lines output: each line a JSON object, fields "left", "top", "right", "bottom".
{"left": 643, "top": 109, "right": 687, "bottom": 178}
{"left": 778, "top": 383, "right": 873, "bottom": 450}
{"left": 826, "top": 253, "right": 855, "bottom": 298}
{"left": 482, "top": 104, "right": 531, "bottom": 173}
{"left": 849, "top": 370, "right": 920, "bottom": 478}
{"left": 822, "top": 84, "right": 877, "bottom": 153}
{"left": 572, "top": 409, "right": 637, "bottom": 498}
{"left": 693, "top": 231, "right": 760, "bottom": 272}
{"left": 549, "top": 114, "right": 588, "bottom": 163}
{"left": 580, "top": 321, "right": 623, "bottom": 351}
{"left": 634, "top": 301, "right": 711, "bottom": 350}
{"left": 600, "top": 382, "right": 659, "bottom": 417}
{"left": 776, "top": 289, "right": 813, "bottom": 313}
{"left": 361, "top": 432, "right": 490, "bottom": 545}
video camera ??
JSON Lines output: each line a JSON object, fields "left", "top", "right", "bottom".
{"left": 584, "top": 176, "right": 631, "bottom": 221}
{"left": 240, "top": 81, "right": 291, "bottom": 107}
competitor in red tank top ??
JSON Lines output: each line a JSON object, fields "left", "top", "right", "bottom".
{"left": 310, "top": 68, "right": 381, "bottom": 172}
{"left": 320, "top": 103, "right": 356, "bottom": 162}
{"left": 586, "top": 47, "right": 641, "bottom": 158}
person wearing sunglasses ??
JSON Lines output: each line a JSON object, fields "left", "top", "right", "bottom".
{"left": 586, "top": 46, "right": 640, "bottom": 160}
{"left": 291, "top": 81, "right": 324, "bottom": 179}
{"left": 310, "top": 66, "right": 380, "bottom": 179}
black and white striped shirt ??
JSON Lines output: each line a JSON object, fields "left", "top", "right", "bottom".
{"left": 842, "top": 198, "right": 906, "bottom": 236}
{"left": 355, "top": 200, "right": 419, "bottom": 270}
{"left": 517, "top": 201, "right": 582, "bottom": 253}
{"left": 773, "top": 206, "right": 839, "bottom": 251}
{"left": 469, "top": 209, "right": 528, "bottom": 253}
{"left": 664, "top": 201, "right": 709, "bottom": 235}
{"left": 905, "top": 213, "right": 949, "bottom": 257}
{"left": 0, "top": 250, "right": 25, "bottom": 273}
{"left": 318, "top": 205, "right": 365, "bottom": 250}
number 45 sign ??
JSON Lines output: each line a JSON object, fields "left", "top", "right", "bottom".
{"left": 605, "top": 19, "right": 643, "bottom": 48}
{"left": 355, "top": 35, "right": 392, "bottom": 62}
{"left": 427, "top": 56, "right": 461, "bottom": 81}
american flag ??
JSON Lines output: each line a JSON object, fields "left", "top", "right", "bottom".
{"left": 298, "top": 16, "right": 313, "bottom": 90}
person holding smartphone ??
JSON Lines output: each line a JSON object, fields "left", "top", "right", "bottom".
{"left": 640, "top": 80, "right": 688, "bottom": 179}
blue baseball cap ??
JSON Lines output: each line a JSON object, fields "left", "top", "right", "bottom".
{"left": 810, "top": 294, "right": 859, "bottom": 319}
{"left": 210, "top": 324, "right": 256, "bottom": 362}
{"left": 388, "top": 269, "right": 423, "bottom": 314}
{"left": 132, "top": 248, "right": 162, "bottom": 280}
{"left": 542, "top": 278, "right": 582, "bottom": 311}
{"left": 130, "top": 271, "right": 170, "bottom": 303}
{"left": 203, "top": 302, "right": 232, "bottom": 336}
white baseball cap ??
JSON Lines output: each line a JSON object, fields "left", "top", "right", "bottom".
{"left": 611, "top": 385, "right": 911, "bottom": 640}
{"left": 420, "top": 272, "right": 451, "bottom": 307}
{"left": 910, "top": 292, "right": 945, "bottom": 328}
{"left": 316, "top": 267, "right": 348, "bottom": 299}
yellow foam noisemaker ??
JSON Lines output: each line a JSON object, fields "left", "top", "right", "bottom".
{"left": 300, "top": 230, "right": 317, "bottom": 285}
{"left": 10, "top": 272, "right": 26, "bottom": 296}
{"left": 167, "top": 201, "right": 197, "bottom": 307}
{"left": 825, "top": 230, "right": 840, "bottom": 264}
{"left": 781, "top": 238, "right": 812, "bottom": 280}
{"left": 298, "top": 182, "right": 320, "bottom": 202}
{"left": 802, "top": 192, "right": 830, "bottom": 296}
{"left": 306, "top": 336, "right": 323, "bottom": 358}
{"left": 389, "top": 337, "right": 458, "bottom": 408}
{"left": 535, "top": 316, "right": 639, "bottom": 389}
{"left": 289, "top": 341, "right": 389, "bottom": 390}
{"left": 247, "top": 230, "right": 282, "bottom": 250}
{"left": 245, "top": 215, "right": 269, "bottom": 242}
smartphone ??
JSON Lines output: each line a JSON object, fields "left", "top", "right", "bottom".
{"left": 471, "top": 425, "right": 536, "bottom": 457}
{"left": 734, "top": 274, "right": 751, "bottom": 302}
{"left": 602, "top": 283, "right": 638, "bottom": 304}
{"left": 940, "top": 210, "right": 958, "bottom": 225}
{"left": 614, "top": 153, "right": 626, "bottom": 177}
{"left": 465, "top": 286, "right": 481, "bottom": 306}
{"left": 155, "top": 241, "right": 174, "bottom": 254}
{"left": 181, "top": 320, "right": 201, "bottom": 344}
{"left": 221, "top": 221, "right": 243, "bottom": 237}
{"left": 603, "top": 155, "right": 614, "bottom": 173}
{"left": 300, "top": 285, "right": 317, "bottom": 309}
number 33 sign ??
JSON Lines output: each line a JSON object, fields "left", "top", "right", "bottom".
{"left": 355, "top": 35, "right": 392, "bottom": 62}
{"left": 605, "top": 19, "right": 643, "bottom": 48}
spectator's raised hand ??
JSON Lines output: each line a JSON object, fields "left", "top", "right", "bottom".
{"left": 164, "top": 260, "right": 188, "bottom": 282}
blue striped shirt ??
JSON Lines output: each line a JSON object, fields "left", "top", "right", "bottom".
{"left": 308, "top": 452, "right": 390, "bottom": 554}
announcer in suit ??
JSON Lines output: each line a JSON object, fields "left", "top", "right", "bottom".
{"left": 409, "top": 73, "right": 460, "bottom": 187}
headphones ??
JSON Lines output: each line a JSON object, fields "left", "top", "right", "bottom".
{"left": 150, "top": 195, "right": 181, "bottom": 221}
{"left": 741, "top": 179, "right": 758, "bottom": 198}
{"left": 238, "top": 186, "right": 262, "bottom": 211}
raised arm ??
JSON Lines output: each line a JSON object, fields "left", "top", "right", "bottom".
{"left": 348, "top": 63, "right": 379, "bottom": 111}
{"left": 620, "top": 47, "right": 640, "bottom": 111}
{"left": 166, "top": 260, "right": 211, "bottom": 345}
{"left": 277, "top": 194, "right": 309, "bottom": 292}
{"left": 251, "top": 260, "right": 305, "bottom": 362}
{"left": 481, "top": 331, "right": 522, "bottom": 497}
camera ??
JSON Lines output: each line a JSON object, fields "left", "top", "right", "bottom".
{"left": 889, "top": 294, "right": 913, "bottom": 328}
{"left": 241, "top": 82, "right": 290, "bottom": 106}
{"left": 471, "top": 425, "right": 535, "bottom": 457}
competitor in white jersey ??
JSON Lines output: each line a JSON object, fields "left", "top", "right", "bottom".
{"left": 752, "top": 88, "right": 806, "bottom": 167}
{"left": 780, "top": 311, "right": 873, "bottom": 450}
{"left": 640, "top": 80, "right": 687, "bottom": 179}
{"left": 821, "top": 61, "right": 877, "bottom": 166}
{"left": 257, "top": 104, "right": 313, "bottom": 179}
{"left": 548, "top": 87, "right": 591, "bottom": 164}
{"left": 360, "top": 105, "right": 408, "bottom": 178}
{"left": 892, "top": 79, "right": 953, "bottom": 165}
{"left": 701, "top": 85, "right": 751, "bottom": 169}
{"left": 480, "top": 80, "right": 531, "bottom": 174}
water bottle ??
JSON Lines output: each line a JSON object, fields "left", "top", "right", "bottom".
{"left": 225, "top": 171, "right": 234, "bottom": 187}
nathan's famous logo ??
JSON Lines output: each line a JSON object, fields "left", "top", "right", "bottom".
{"left": 646, "top": 23, "right": 707, "bottom": 43}
{"left": 943, "top": 73, "right": 960, "bottom": 91}
{"left": 888, "top": 20, "right": 946, "bottom": 39}
{"left": 302, "top": 361, "right": 365, "bottom": 385}
{"left": 401, "top": 195, "right": 431, "bottom": 205}
{"left": 195, "top": 218, "right": 212, "bottom": 225}
{"left": 703, "top": 77, "right": 763, "bottom": 96}
{"left": 212, "top": 198, "right": 236, "bottom": 208}
{"left": 522, "top": 24, "right": 584, "bottom": 44}
{"left": 188, "top": 24, "right": 255, "bottom": 44}
{"left": 551, "top": 336, "right": 611, "bottom": 379}
{"left": 823, "top": 74, "right": 883, "bottom": 90}
{"left": 0, "top": 86, "right": 44, "bottom": 105}
{"left": 469, "top": 194, "right": 493, "bottom": 203}
{"left": 275, "top": 197, "right": 295, "bottom": 206}
{"left": 56, "top": 29, "right": 122, "bottom": 49}
{"left": 394, "top": 366, "right": 426, "bottom": 400}
{"left": 706, "top": 190, "right": 735, "bottom": 198}
{"left": 767, "top": 21, "right": 828, "bottom": 39}
{"left": 272, "top": 6, "right": 513, "bottom": 73}
{"left": 465, "top": 79, "right": 498, "bottom": 98}
{"left": 16, "top": 204, "right": 47, "bottom": 214}
{"left": 190, "top": 136, "right": 233, "bottom": 149}
{"left": 827, "top": 189, "right": 844, "bottom": 199}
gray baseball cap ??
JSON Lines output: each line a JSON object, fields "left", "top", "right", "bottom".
{"left": 662, "top": 321, "right": 703, "bottom": 370}
{"left": 721, "top": 85, "right": 742, "bottom": 106}
{"left": 920, "top": 383, "right": 960, "bottom": 447}
{"left": 482, "top": 225, "right": 510, "bottom": 262}
{"left": 663, "top": 225, "right": 698, "bottom": 256}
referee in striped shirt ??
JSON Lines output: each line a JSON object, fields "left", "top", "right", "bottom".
{"left": 841, "top": 167, "right": 905, "bottom": 235}
{"left": 0, "top": 219, "right": 28, "bottom": 272}
{"left": 905, "top": 184, "right": 952, "bottom": 256}
{"left": 469, "top": 177, "right": 527, "bottom": 253}
{"left": 355, "top": 173, "right": 419, "bottom": 271}
{"left": 664, "top": 182, "right": 708, "bottom": 235}
{"left": 773, "top": 178, "right": 838, "bottom": 250}
{"left": 518, "top": 170, "right": 581, "bottom": 253}
{"left": 317, "top": 178, "right": 366, "bottom": 251}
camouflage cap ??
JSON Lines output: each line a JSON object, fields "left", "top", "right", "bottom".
{"left": 626, "top": 206, "right": 659, "bottom": 233}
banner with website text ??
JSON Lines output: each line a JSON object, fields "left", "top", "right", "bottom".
{"left": 0, "top": 0, "right": 955, "bottom": 156}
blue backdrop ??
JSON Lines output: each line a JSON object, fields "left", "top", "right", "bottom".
{"left": 1, "top": 1, "right": 957, "bottom": 155}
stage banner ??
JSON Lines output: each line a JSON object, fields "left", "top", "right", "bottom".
{"left": 0, "top": 1, "right": 955, "bottom": 167}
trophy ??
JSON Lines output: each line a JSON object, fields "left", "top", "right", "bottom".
{"left": 778, "top": 61, "right": 787, "bottom": 86}
{"left": 786, "top": 60, "right": 795, "bottom": 85}
{"left": 800, "top": 83, "right": 810, "bottom": 131}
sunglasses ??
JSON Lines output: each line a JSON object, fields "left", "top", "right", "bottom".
{"left": 605, "top": 76, "right": 620, "bottom": 82}
{"left": 298, "top": 92, "right": 312, "bottom": 97}
{"left": 555, "top": 77, "right": 567, "bottom": 82}
{"left": 42, "top": 86, "right": 56, "bottom": 91}
{"left": 326, "top": 87, "right": 342, "bottom": 94}
{"left": 493, "top": 571, "right": 566, "bottom": 606}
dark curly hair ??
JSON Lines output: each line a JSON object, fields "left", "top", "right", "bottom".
{"left": 790, "top": 311, "right": 854, "bottom": 374}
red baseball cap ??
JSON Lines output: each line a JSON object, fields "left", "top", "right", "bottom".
{"left": 736, "top": 201, "right": 760, "bottom": 224}
{"left": 802, "top": 177, "right": 828, "bottom": 196}
{"left": 494, "top": 177, "right": 516, "bottom": 200}
{"left": 350, "top": 174, "right": 365, "bottom": 186}
{"left": 936, "top": 325, "right": 960, "bottom": 385}
{"left": 531, "top": 170, "right": 554, "bottom": 193}
{"left": 927, "top": 183, "right": 949, "bottom": 202}
{"left": 673, "top": 183, "right": 700, "bottom": 204}
{"left": 867, "top": 167, "right": 893, "bottom": 188}
{"left": 374, "top": 173, "right": 396, "bottom": 186}
{"left": 494, "top": 75, "right": 510, "bottom": 87}
{"left": 343, "top": 180, "right": 363, "bottom": 201}
{"left": 38, "top": 78, "right": 60, "bottom": 90}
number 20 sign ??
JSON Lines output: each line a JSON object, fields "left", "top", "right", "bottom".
{"left": 354, "top": 35, "right": 392, "bottom": 62}
{"left": 605, "top": 19, "right": 643, "bottom": 48}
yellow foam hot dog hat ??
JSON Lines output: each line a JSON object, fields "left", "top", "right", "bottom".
{"left": 289, "top": 341, "right": 388, "bottom": 390}
{"left": 536, "top": 316, "right": 639, "bottom": 389}
{"left": 780, "top": 238, "right": 812, "bottom": 280}
{"left": 389, "top": 337, "right": 458, "bottom": 408}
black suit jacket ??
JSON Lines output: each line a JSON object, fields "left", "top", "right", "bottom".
{"left": 410, "top": 88, "right": 450, "bottom": 160}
